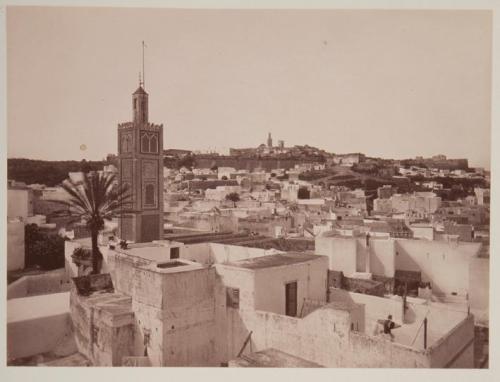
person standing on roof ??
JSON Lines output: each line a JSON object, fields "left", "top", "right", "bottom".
{"left": 383, "top": 315, "right": 396, "bottom": 341}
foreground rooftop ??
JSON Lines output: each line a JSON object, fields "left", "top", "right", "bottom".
{"left": 229, "top": 348, "right": 323, "bottom": 368}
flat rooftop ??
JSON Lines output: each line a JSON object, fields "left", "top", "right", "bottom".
{"left": 80, "top": 292, "right": 133, "bottom": 318}
{"left": 230, "top": 348, "right": 322, "bottom": 368}
{"left": 8, "top": 292, "right": 70, "bottom": 323}
{"left": 228, "top": 252, "right": 321, "bottom": 270}
{"left": 164, "top": 231, "right": 315, "bottom": 251}
{"left": 116, "top": 243, "right": 171, "bottom": 263}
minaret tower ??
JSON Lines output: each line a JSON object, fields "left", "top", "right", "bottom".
{"left": 267, "top": 132, "right": 273, "bottom": 148}
{"left": 117, "top": 43, "right": 164, "bottom": 243}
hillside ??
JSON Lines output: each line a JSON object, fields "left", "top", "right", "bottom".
{"left": 7, "top": 158, "right": 105, "bottom": 187}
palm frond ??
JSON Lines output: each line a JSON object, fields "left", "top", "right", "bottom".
{"left": 61, "top": 179, "right": 93, "bottom": 212}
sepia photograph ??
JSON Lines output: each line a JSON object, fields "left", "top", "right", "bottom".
{"left": 2, "top": 0, "right": 497, "bottom": 376}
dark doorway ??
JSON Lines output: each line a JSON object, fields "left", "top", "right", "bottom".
{"left": 285, "top": 281, "right": 298, "bottom": 317}
{"left": 170, "top": 247, "right": 180, "bottom": 259}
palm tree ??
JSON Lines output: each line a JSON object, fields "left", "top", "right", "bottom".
{"left": 56, "top": 171, "right": 130, "bottom": 274}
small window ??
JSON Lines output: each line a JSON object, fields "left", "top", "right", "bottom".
{"left": 141, "top": 134, "right": 149, "bottom": 152}
{"left": 170, "top": 247, "right": 180, "bottom": 259}
{"left": 150, "top": 135, "right": 158, "bottom": 153}
{"left": 285, "top": 281, "right": 297, "bottom": 317}
{"left": 226, "top": 287, "right": 240, "bottom": 309}
{"left": 145, "top": 184, "right": 155, "bottom": 205}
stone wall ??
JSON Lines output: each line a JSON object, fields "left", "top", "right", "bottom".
{"left": 226, "top": 304, "right": 431, "bottom": 367}
{"left": 132, "top": 266, "right": 218, "bottom": 366}
{"left": 348, "top": 332, "right": 429, "bottom": 368}
{"left": 70, "top": 275, "right": 135, "bottom": 366}
{"left": 228, "top": 307, "right": 352, "bottom": 367}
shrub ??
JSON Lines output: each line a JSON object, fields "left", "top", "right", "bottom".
{"left": 25, "top": 224, "right": 66, "bottom": 270}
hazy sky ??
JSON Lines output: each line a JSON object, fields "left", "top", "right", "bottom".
{"left": 7, "top": 7, "right": 492, "bottom": 168}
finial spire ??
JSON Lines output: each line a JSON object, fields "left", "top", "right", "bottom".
{"left": 139, "top": 72, "right": 143, "bottom": 87}
{"left": 142, "top": 41, "right": 146, "bottom": 89}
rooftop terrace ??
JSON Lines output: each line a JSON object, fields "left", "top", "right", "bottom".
{"left": 227, "top": 252, "right": 321, "bottom": 270}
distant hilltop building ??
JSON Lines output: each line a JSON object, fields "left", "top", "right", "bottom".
{"left": 229, "top": 132, "right": 329, "bottom": 159}
{"left": 331, "top": 153, "right": 366, "bottom": 167}
{"left": 192, "top": 134, "right": 329, "bottom": 171}
{"left": 402, "top": 155, "right": 469, "bottom": 170}
{"left": 230, "top": 132, "right": 286, "bottom": 156}
{"left": 163, "top": 149, "right": 192, "bottom": 158}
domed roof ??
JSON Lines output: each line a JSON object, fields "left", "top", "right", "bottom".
{"left": 133, "top": 86, "right": 148, "bottom": 95}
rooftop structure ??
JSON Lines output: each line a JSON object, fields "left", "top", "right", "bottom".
{"left": 45, "top": 231, "right": 478, "bottom": 368}
{"left": 226, "top": 252, "right": 319, "bottom": 270}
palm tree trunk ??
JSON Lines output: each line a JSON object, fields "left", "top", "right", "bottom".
{"left": 91, "top": 229, "right": 100, "bottom": 274}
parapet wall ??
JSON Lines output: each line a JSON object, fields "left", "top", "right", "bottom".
{"left": 329, "top": 288, "right": 404, "bottom": 326}
{"left": 7, "top": 268, "right": 70, "bottom": 300}
{"left": 70, "top": 274, "right": 136, "bottom": 366}
{"left": 348, "top": 332, "right": 430, "bottom": 368}
{"left": 428, "top": 314, "right": 475, "bottom": 368}
{"left": 232, "top": 307, "right": 352, "bottom": 367}
{"left": 8, "top": 292, "right": 72, "bottom": 360}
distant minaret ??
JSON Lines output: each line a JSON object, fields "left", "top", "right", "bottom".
{"left": 267, "top": 132, "right": 273, "bottom": 148}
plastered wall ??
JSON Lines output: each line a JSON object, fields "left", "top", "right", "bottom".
{"left": 395, "top": 240, "right": 481, "bottom": 295}
{"left": 7, "top": 220, "right": 25, "bottom": 271}
{"left": 253, "top": 257, "right": 328, "bottom": 315}
{"left": 329, "top": 288, "right": 403, "bottom": 328}
{"left": 315, "top": 236, "right": 357, "bottom": 275}
{"left": 209, "top": 243, "right": 271, "bottom": 264}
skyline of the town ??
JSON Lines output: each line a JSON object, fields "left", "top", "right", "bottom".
{"left": 7, "top": 7, "right": 492, "bottom": 169}
{"left": 6, "top": 140, "right": 489, "bottom": 171}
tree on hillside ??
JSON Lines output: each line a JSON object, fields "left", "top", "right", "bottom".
{"left": 178, "top": 154, "right": 195, "bottom": 170}
{"left": 54, "top": 172, "right": 130, "bottom": 274}
{"left": 8, "top": 158, "right": 106, "bottom": 187}
{"left": 225, "top": 192, "right": 240, "bottom": 207}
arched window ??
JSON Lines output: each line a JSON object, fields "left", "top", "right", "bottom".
{"left": 149, "top": 135, "right": 158, "bottom": 153}
{"left": 121, "top": 135, "right": 128, "bottom": 153}
{"left": 145, "top": 184, "right": 155, "bottom": 205}
{"left": 141, "top": 134, "right": 149, "bottom": 153}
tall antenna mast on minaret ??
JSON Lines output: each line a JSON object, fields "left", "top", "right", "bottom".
{"left": 142, "top": 41, "right": 146, "bottom": 89}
